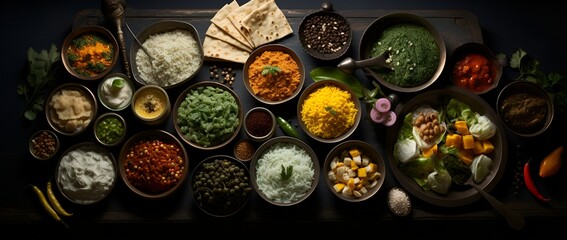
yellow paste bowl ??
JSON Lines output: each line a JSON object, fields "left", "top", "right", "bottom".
{"left": 297, "top": 80, "right": 362, "bottom": 144}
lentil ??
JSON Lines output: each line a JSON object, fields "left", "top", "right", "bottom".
{"left": 302, "top": 14, "right": 350, "bottom": 54}
{"left": 95, "top": 115, "right": 125, "bottom": 145}
{"left": 124, "top": 139, "right": 185, "bottom": 194}
{"left": 246, "top": 109, "right": 273, "bottom": 137}
{"left": 31, "top": 131, "right": 58, "bottom": 159}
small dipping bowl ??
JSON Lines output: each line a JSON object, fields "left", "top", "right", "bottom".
{"left": 244, "top": 107, "right": 276, "bottom": 142}
{"left": 93, "top": 112, "right": 127, "bottom": 147}
{"left": 29, "top": 129, "right": 59, "bottom": 160}
{"left": 131, "top": 85, "right": 171, "bottom": 126}
{"left": 449, "top": 42, "right": 502, "bottom": 94}
{"left": 234, "top": 139, "right": 256, "bottom": 162}
{"left": 98, "top": 72, "right": 135, "bottom": 111}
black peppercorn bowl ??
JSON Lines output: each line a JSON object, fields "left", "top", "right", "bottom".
{"left": 298, "top": 2, "right": 352, "bottom": 61}
{"left": 190, "top": 155, "right": 252, "bottom": 217}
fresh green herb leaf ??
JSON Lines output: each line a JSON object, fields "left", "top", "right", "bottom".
{"left": 17, "top": 44, "right": 62, "bottom": 121}
{"left": 262, "top": 65, "right": 281, "bottom": 76}
{"left": 325, "top": 106, "right": 338, "bottom": 116}
{"left": 280, "top": 164, "right": 293, "bottom": 181}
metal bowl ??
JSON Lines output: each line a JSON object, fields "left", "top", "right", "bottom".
{"left": 250, "top": 136, "right": 320, "bottom": 206}
{"left": 118, "top": 130, "right": 189, "bottom": 200}
{"left": 97, "top": 72, "right": 135, "bottom": 111}
{"left": 130, "top": 20, "right": 203, "bottom": 89}
{"left": 243, "top": 44, "right": 305, "bottom": 105}
{"left": 324, "top": 140, "right": 386, "bottom": 202}
{"left": 357, "top": 12, "right": 446, "bottom": 93}
{"left": 61, "top": 25, "right": 119, "bottom": 81}
{"left": 449, "top": 42, "right": 502, "bottom": 94}
{"left": 29, "top": 129, "right": 59, "bottom": 161}
{"left": 298, "top": 2, "right": 352, "bottom": 61}
{"left": 244, "top": 107, "right": 276, "bottom": 142}
{"left": 45, "top": 83, "right": 97, "bottom": 136}
{"left": 93, "top": 112, "right": 127, "bottom": 147}
{"left": 131, "top": 85, "right": 171, "bottom": 126}
{"left": 496, "top": 80, "right": 554, "bottom": 137}
{"left": 297, "top": 80, "right": 361, "bottom": 143}
{"left": 172, "top": 81, "right": 243, "bottom": 150}
{"left": 55, "top": 142, "right": 117, "bottom": 205}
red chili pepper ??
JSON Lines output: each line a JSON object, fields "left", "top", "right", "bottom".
{"left": 523, "top": 161, "right": 550, "bottom": 202}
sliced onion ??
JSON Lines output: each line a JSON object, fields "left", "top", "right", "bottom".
{"left": 374, "top": 98, "right": 391, "bottom": 112}
{"left": 383, "top": 111, "right": 397, "bottom": 126}
{"left": 370, "top": 107, "right": 386, "bottom": 123}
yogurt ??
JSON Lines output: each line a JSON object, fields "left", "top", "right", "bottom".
{"left": 99, "top": 74, "right": 133, "bottom": 110}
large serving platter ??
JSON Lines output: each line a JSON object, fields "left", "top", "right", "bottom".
{"left": 385, "top": 86, "right": 508, "bottom": 207}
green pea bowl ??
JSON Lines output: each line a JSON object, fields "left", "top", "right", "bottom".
{"left": 93, "top": 112, "right": 127, "bottom": 147}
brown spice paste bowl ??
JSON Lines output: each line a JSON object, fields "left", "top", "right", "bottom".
{"left": 118, "top": 130, "right": 189, "bottom": 200}
{"left": 61, "top": 25, "right": 119, "bottom": 81}
{"left": 297, "top": 80, "right": 362, "bottom": 144}
{"left": 496, "top": 80, "right": 554, "bottom": 137}
{"left": 358, "top": 12, "right": 446, "bottom": 93}
{"left": 243, "top": 44, "right": 305, "bottom": 105}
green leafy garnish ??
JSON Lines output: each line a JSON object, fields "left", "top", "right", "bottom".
{"left": 280, "top": 164, "right": 293, "bottom": 181}
{"left": 325, "top": 106, "right": 338, "bottom": 116}
{"left": 16, "top": 44, "right": 62, "bottom": 121}
{"left": 501, "top": 48, "right": 567, "bottom": 113}
{"left": 262, "top": 65, "right": 281, "bottom": 76}
{"left": 112, "top": 78, "right": 125, "bottom": 89}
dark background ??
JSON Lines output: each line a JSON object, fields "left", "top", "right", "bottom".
{"left": 2, "top": 0, "right": 566, "bottom": 238}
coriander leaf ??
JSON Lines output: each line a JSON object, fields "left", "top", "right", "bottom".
{"left": 280, "top": 164, "right": 293, "bottom": 181}
{"left": 509, "top": 48, "right": 527, "bottom": 69}
{"left": 325, "top": 106, "right": 338, "bottom": 116}
{"left": 262, "top": 65, "right": 281, "bottom": 76}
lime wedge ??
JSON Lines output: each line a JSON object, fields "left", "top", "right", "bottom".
{"left": 111, "top": 78, "right": 125, "bottom": 89}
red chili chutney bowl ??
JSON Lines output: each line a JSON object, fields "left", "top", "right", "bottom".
{"left": 449, "top": 42, "right": 502, "bottom": 94}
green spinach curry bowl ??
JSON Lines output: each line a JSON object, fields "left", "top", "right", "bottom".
{"left": 61, "top": 25, "right": 119, "bottom": 81}
{"left": 358, "top": 12, "right": 446, "bottom": 93}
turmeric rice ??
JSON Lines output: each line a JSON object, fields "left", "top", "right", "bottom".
{"left": 300, "top": 85, "right": 358, "bottom": 138}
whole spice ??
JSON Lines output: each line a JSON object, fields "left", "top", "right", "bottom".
{"left": 302, "top": 14, "right": 350, "bottom": 54}
{"left": 31, "top": 130, "right": 58, "bottom": 159}
{"left": 246, "top": 109, "right": 273, "bottom": 137}
{"left": 539, "top": 146, "right": 564, "bottom": 178}
{"left": 234, "top": 140, "right": 255, "bottom": 161}
{"left": 523, "top": 160, "right": 550, "bottom": 202}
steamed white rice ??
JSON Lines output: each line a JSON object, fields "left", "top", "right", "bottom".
{"left": 255, "top": 142, "right": 315, "bottom": 203}
{"left": 135, "top": 29, "right": 201, "bottom": 87}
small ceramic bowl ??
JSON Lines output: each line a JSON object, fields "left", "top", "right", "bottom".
{"left": 244, "top": 107, "right": 276, "bottom": 142}
{"left": 131, "top": 85, "right": 171, "bottom": 126}
{"left": 98, "top": 72, "right": 135, "bottom": 111}
{"left": 233, "top": 139, "right": 256, "bottom": 162}
{"left": 449, "top": 42, "right": 502, "bottom": 94}
{"left": 93, "top": 112, "right": 127, "bottom": 147}
{"left": 496, "top": 80, "right": 554, "bottom": 137}
{"left": 61, "top": 25, "right": 119, "bottom": 81}
{"left": 45, "top": 83, "right": 97, "bottom": 136}
{"left": 29, "top": 129, "right": 59, "bottom": 160}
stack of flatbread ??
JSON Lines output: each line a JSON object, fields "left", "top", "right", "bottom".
{"left": 203, "top": 0, "right": 293, "bottom": 63}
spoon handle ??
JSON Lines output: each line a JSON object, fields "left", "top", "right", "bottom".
{"left": 469, "top": 183, "right": 526, "bottom": 230}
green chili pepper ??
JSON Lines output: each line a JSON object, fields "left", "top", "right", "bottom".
{"left": 276, "top": 116, "right": 299, "bottom": 138}
{"left": 309, "top": 67, "right": 364, "bottom": 98}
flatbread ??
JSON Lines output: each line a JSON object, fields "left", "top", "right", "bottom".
{"left": 240, "top": 0, "right": 293, "bottom": 47}
{"left": 202, "top": 36, "right": 250, "bottom": 63}
{"left": 226, "top": 0, "right": 272, "bottom": 48}
{"left": 205, "top": 23, "right": 252, "bottom": 53}
{"left": 211, "top": 1, "right": 254, "bottom": 50}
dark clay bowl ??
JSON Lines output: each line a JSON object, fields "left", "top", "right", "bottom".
{"left": 298, "top": 2, "right": 352, "bottom": 61}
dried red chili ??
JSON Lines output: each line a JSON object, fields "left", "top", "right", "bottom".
{"left": 124, "top": 139, "right": 185, "bottom": 194}
{"left": 523, "top": 161, "right": 550, "bottom": 202}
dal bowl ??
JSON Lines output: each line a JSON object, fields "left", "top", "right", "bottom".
{"left": 55, "top": 142, "right": 117, "bottom": 205}
{"left": 324, "top": 140, "right": 386, "bottom": 202}
{"left": 243, "top": 44, "right": 305, "bottom": 105}
{"left": 496, "top": 80, "right": 554, "bottom": 137}
{"left": 297, "top": 80, "right": 361, "bottom": 143}
{"left": 61, "top": 25, "right": 119, "bottom": 81}
{"left": 130, "top": 20, "right": 203, "bottom": 89}
{"left": 190, "top": 155, "right": 252, "bottom": 217}
{"left": 358, "top": 12, "right": 446, "bottom": 93}
{"left": 449, "top": 42, "right": 502, "bottom": 94}
{"left": 118, "top": 130, "right": 189, "bottom": 200}
{"left": 250, "top": 136, "right": 320, "bottom": 206}
{"left": 173, "top": 81, "right": 242, "bottom": 150}
{"left": 45, "top": 83, "right": 97, "bottom": 136}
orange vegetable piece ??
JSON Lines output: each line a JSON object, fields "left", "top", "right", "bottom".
{"left": 539, "top": 146, "right": 564, "bottom": 178}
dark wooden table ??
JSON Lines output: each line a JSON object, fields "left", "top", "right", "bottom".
{"left": 2, "top": 1, "right": 566, "bottom": 238}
